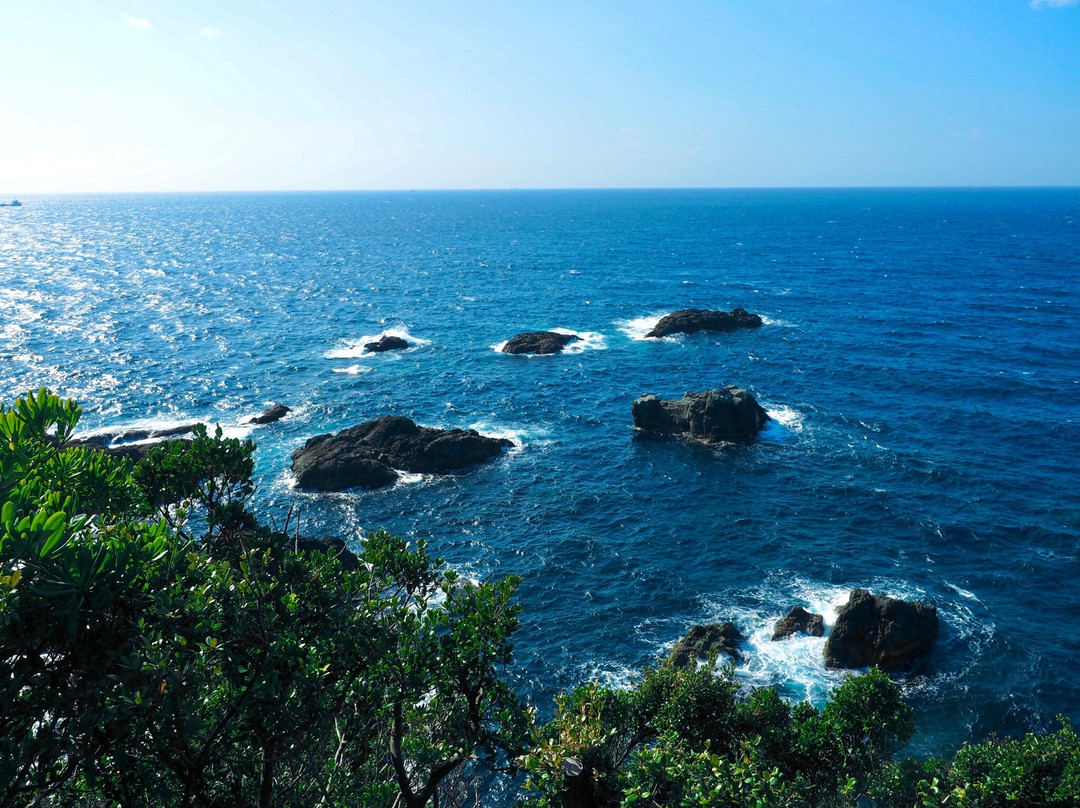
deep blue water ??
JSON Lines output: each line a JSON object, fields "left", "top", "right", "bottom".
{"left": 2, "top": 188, "right": 1078, "bottom": 758}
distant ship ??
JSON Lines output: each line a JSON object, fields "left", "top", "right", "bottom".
{"left": 0, "top": 200, "right": 21, "bottom": 207}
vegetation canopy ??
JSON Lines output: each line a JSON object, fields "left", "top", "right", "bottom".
{"left": 1, "top": 389, "right": 1077, "bottom": 807}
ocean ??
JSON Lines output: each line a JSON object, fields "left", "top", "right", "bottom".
{"left": 1, "top": 188, "right": 1078, "bottom": 758}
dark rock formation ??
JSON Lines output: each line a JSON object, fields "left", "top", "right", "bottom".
{"left": 69, "top": 424, "right": 199, "bottom": 461}
{"left": 668, "top": 622, "right": 744, "bottom": 667}
{"left": 501, "top": 331, "right": 581, "bottom": 355}
{"left": 291, "top": 415, "right": 513, "bottom": 492}
{"left": 644, "top": 307, "right": 762, "bottom": 339}
{"left": 771, "top": 606, "right": 825, "bottom": 641}
{"left": 246, "top": 404, "right": 291, "bottom": 425}
{"left": 364, "top": 335, "right": 409, "bottom": 353}
{"left": 824, "top": 589, "right": 939, "bottom": 671}
{"left": 632, "top": 386, "right": 769, "bottom": 444}
{"left": 292, "top": 535, "right": 359, "bottom": 571}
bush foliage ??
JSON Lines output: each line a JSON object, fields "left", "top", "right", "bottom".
{"left": 2, "top": 390, "right": 1077, "bottom": 807}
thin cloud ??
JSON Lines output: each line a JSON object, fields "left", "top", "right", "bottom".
{"left": 1030, "top": 0, "right": 1079, "bottom": 8}
{"left": 123, "top": 14, "right": 152, "bottom": 29}
{"left": 200, "top": 27, "right": 222, "bottom": 37}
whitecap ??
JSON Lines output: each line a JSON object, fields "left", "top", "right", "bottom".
{"left": 557, "top": 328, "right": 607, "bottom": 354}
{"left": 324, "top": 326, "right": 430, "bottom": 359}
{"left": 758, "top": 315, "right": 797, "bottom": 327}
{"left": 759, "top": 404, "right": 805, "bottom": 441}
{"left": 332, "top": 364, "right": 373, "bottom": 375}
{"left": 615, "top": 312, "right": 671, "bottom": 341}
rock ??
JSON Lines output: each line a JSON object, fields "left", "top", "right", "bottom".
{"left": 501, "top": 331, "right": 581, "bottom": 355}
{"left": 291, "top": 415, "right": 513, "bottom": 492}
{"left": 246, "top": 404, "right": 291, "bottom": 425}
{"left": 364, "top": 335, "right": 409, "bottom": 353}
{"left": 668, "top": 622, "right": 744, "bottom": 667}
{"left": 824, "top": 589, "right": 939, "bottom": 671}
{"left": 644, "top": 307, "right": 762, "bottom": 339}
{"left": 771, "top": 606, "right": 825, "bottom": 641}
{"left": 632, "top": 386, "right": 769, "bottom": 444}
{"left": 292, "top": 535, "right": 359, "bottom": 571}
{"left": 69, "top": 424, "right": 200, "bottom": 461}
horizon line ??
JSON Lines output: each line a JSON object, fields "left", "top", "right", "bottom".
{"left": 5, "top": 184, "right": 1080, "bottom": 196}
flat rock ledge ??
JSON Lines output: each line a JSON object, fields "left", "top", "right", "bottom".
{"left": 502, "top": 331, "right": 581, "bottom": 355}
{"left": 823, "top": 589, "right": 939, "bottom": 671}
{"left": 632, "top": 386, "right": 769, "bottom": 444}
{"left": 364, "top": 335, "right": 409, "bottom": 353}
{"left": 668, "top": 622, "right": 745, "bottom": 667}
{"left": 645, "top": 307, "right": 762, "bottom": 339}
{"left": 290, "top": 415, "right": 513, "bottom": 492}
{"left": 771, "top": 606, "right": 825, "bottom": 641}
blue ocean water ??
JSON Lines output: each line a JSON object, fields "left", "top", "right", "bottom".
{"left": 1, "top": 188, "right": 1078, "bottom": 757}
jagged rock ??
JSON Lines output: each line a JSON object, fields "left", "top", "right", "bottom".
{"left": 771, "top": 606, "right": 825, "bottom": 641}
{"left": 824, "top": 589, "right": 939, "bottom": 670}
{"left": 292, "top": 535, "right": 359, "bottom": 571}
{"left": 245, "top": 404, "right": 291, "bottom": 425}
{"left": 364, "top": 335, "right": 409, "bottom": 353}
{"left": 291, "top": 416, "right": 513, "bottom": 492}
{"left": 632, "top": 386, "right": 769, "bottom": 444}
{"left": 644, "top": 307, "right": 762, "bottom": 339}
{"left": 502, "top": 331, "right": 581, "bottom": 355}
{"left": 69, "top": 424, "right": 199, "bottom": 461}
{"left": 668, "top": 622, "right": 744, "bottom": 667}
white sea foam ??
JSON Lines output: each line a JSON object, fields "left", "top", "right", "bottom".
{"left": 466, "top": 420, "right": 551, "bottom": 456}
{"left": 332, "top": 364, "right": 373, "bottom": 375}
{"left": 324, "top": 327, "right": 430, "bottom": 359}
{"left": 759, "top": 404, "right": 805, "bottom": 443}
{"left": 759, "top": 315, "right": 797, "bottom": 327}
{"left": 557, "top": 328, "right": 607, "bottom": 353}
{"left": 946, "top": 583, "right": 981, "bottom": 602}
{"left": 616, "top": 312, "right": 671, "bottom": 341}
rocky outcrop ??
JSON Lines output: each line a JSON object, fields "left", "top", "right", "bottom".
{"left": 291, "top": 416, "right": 513, "bottom": 492}
{"left": 632, "top": 386, "right": 769, "bottom": 443}
{"left": 292, "top": 535, "right": 359, "bottom": 571}
{"left": 364, "top": 335, "right": 409, "bottom": 353}
{"left": 824, "top": 589, "right": 939, "bottom": 670}
{"left": 245, "top": 405, "right": 290, "bottom": 425}
{"left": 644, "top": 308, "right": 762, "bottom": 339}
{"left": 668, "top": 622, "right": 744, "bottom": 667}
{"left": 771, "top": 606, "right": 825, "bottom": 641}
{"left": 69, "top": 424, "right": 199, "bottom": 461}
{"left": 502, "top": 331, "right": 581, "bottom": 355}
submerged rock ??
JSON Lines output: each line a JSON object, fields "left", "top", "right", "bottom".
{"left": 771, "top": 606, "right": 825, "bottom": 641}
{"left": 824, "top": 589, "right": 939, "bottom": 670}
{"left": 290, "top": 415, "right": 513, "bottom": 492}
{"left": 245, "top": 404, "right": 291, "bottom": 425}
{"left": 632, "top": 386, "right": 769, "bottom": 444}
{"left": 502, "top": 331, "right": 581, "bottom": 355}
{"left": 644, "top": 307, "right": 762, "bottom": 339}
{"left": 364, "top": 335, "right": 409, "bottom": 353}
{"left": 668, "top": 622, "right": 744, "bottom": 667}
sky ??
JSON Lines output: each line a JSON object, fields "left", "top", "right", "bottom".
{"left": 1, "top": 0, "right": 1079, "bottom": 192}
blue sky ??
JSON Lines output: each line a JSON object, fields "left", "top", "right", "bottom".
{"left": 2, "top": 1, "right": 1078, "bottom": 191}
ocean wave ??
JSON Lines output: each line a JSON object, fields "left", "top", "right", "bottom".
{"left": 332, "top": 364, "right": 373, "bottom": 375}
{"left": 615, "top": 312, "right": 671, "bottom": 341}
{"left": 761, "top": 404, "right": 805, "bottom": 437}
{"left": 758, "top": 315, "right": 797, "bottom": 327}
{"left": 466, "top": 420, "right": 552, "bottom": 456}
{"left": 324, "top": 326, "right": 431, "bottom": 359}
